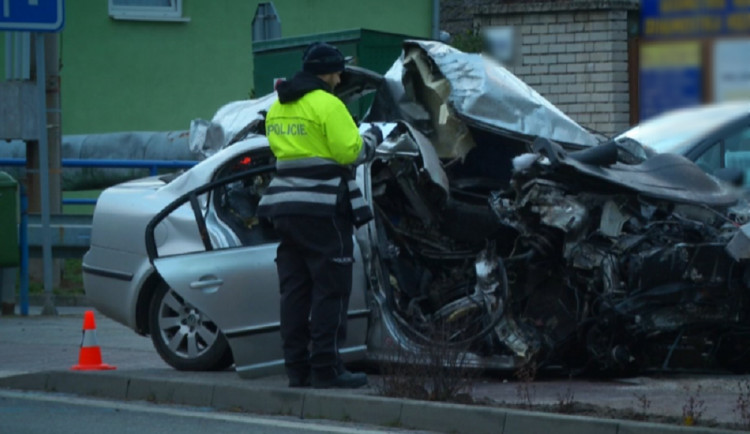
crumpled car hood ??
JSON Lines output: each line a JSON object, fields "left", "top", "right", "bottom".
{"left": 366, "top": 40, "right": 599, "bottom": 159}
{"left": 530, "top": 138, "right": 739, "bottom": 207}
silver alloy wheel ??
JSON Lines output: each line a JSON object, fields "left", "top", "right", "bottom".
{"left": 157, "top": 289, "right": 219, "bottom": 359}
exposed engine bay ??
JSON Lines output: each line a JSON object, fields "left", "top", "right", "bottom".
{"left": 367, "top": 123, "right": 750, "bottom": 375}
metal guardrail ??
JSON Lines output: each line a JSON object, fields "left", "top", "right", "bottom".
{"left": 0, "top": 157, "right": 197, "bottom": 172}
{"left": 0, "top": 158, "right": 198, "bottom": 315}
{"left": 0, "top": 158, "right": 197, "bottom": 205}
{"left": 26, "top": 214, "right": 93, "bottom": 258}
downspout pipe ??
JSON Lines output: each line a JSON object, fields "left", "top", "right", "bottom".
{"left": 432, "top": 0, "right": 440, "bottom": 40}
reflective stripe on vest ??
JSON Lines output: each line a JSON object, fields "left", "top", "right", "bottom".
{"left": 258, "top": 157, "right": 373, "bottom": 226}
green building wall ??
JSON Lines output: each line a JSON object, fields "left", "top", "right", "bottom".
{"left": 2, "top": 0, "right": 433, "bottom": 135}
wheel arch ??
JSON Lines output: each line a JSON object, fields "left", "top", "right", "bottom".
{"left": 134, "top": 271, "right": 166, "bottom": 335}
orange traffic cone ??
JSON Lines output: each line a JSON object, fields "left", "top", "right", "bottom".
{"left": 71, "top": 310, "right": 116, "bottom": 371}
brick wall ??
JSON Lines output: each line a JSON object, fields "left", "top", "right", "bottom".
{"left": 441, "top": 0, "right": 481, "bottom": 35}
{"left": 448, "top": 0, "right": 639, "bottom": 136}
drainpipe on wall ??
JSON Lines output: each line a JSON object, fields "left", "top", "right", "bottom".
{"left": 432, "top": 0, "right": 440, "bottom": 40}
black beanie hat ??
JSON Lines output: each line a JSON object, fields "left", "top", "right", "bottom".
{"left": 302, "top": 42, "right": 348, "bottom": 75}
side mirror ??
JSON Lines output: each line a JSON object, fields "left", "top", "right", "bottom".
{"left": 189, "top": 119, "right": 225, "bottom": 159}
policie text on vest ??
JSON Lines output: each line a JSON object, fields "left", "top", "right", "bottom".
{"left": 267, "top": 123, "right": 308, "bottom": 136}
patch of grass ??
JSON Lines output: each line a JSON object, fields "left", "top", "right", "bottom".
{"left": 385, "top": 419, "right": 402, "bottom": 428}
{"left": 17, "top": 189, "right": 96, "bottom": 297}
{"left": 60, "top": 257, "right": 84, "bottom": 294}
{"left": 24, "top": 258, "right": 84, "bottom": 295}
{"left": 62, "top": 189, "right": 101, "bottom": 215}
{"left": 734, "top": 379, "right": 750, "bottom": 430}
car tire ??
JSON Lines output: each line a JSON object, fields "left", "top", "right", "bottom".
{"left": 148, "top": 282, "right": 233, "bottom": 371}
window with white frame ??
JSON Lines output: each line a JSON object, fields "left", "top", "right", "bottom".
{"left": 108, "top": 0, "right": 189, "bottom": 22}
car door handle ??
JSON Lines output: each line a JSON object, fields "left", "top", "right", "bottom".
{"left": 189, "top": 278, "right": 224, "bottom": 290}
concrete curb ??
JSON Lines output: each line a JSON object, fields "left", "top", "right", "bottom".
{"left": 0, "top": 371, "right": 740, "bottom": 434}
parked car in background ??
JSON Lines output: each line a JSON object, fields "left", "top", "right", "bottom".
{"left": 614, "top": 101, "right": 750, "bottom": 186}
{"left": 83, "top": 41, "right": 750, "bottom": 379}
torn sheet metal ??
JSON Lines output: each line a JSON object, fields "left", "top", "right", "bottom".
{"left": 400, "top": 46, "right": 476, "bottom": 159}
{"left": 533, "top": 138, "right": 739, "bottom": 207}
{"left": 727, "top": 223, "right": 750, "bottom": 260}
{"left": 600, "top": 200, "right": 629, "bottom": 238}
{"left": 212, "top": 92, "right": 278, "bottom": 147}
{"left": 376, "top": 40, "right": 599, "bottom": 160}
{"left": 370, "top": 121, "right": 450, "bottom": 194}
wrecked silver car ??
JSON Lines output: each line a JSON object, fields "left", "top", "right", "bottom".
{"left": 370, "top": 126, "right": 750, "bottom": 375}
{"left": 83, "top": 40, "right": 750, "bottom": 378}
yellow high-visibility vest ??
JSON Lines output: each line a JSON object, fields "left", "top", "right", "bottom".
{"left": 265, "top": 89, "right": 363, "bottom": 165}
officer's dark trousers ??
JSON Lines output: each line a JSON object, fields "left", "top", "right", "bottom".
{"left": 273, "top": 214, "right": 354, "bottom": 381}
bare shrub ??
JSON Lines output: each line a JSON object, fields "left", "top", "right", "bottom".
{"left": 632, "top": 392, "right": 652, "bottom": 420}
{"left": 556, "top": 386, "right": 576, "bottom": 414}
{"left": 514, "top": 360, "right": 537, "bottom": 410}
{"left": 681, "top": 384, "right": 706, "bottom": 426}
{"left": 377, "top": 343, "right": 431, "bottom": 401}
{"left": 377, "top": 320, "right": 482, "bottom": 403}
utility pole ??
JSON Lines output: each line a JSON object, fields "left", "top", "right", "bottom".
{"left": 25, "top": 32, "right": 61, "bottom": 315}
{"left": 25, "top": 33, "right": 61, "bottom": 213}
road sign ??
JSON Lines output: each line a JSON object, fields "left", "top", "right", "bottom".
{"left": 0, "top": 0, "right": 64, "bottom": 32}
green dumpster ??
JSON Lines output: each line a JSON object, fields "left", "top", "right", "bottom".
{"left": 253, "top": 28, "right": 417, "bottom": 120}
{"left": 0, "top": 171, "right": 19, "bottom": 267}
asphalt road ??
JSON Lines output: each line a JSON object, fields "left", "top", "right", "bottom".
{"left": 0, "top": 307, "right": 169, "bottom": 377}
{"left": 0, "top": 389, "right": 438, "bottom": 434}
{"left": 1, "top": 307, "right": 748, "bottom": 433}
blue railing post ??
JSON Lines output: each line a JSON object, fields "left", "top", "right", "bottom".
{"left": 19, "top": 183, "right": 29, "bottom": 316}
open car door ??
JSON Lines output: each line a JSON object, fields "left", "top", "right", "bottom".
{"left": 144, "top": 148, "right": 369, "bottom": 378}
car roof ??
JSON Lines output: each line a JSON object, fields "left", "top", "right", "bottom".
{"left": 616, "top": 100, "right": 750, "bottom": 154}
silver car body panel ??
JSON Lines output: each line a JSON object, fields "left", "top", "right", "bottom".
{"left": 84, "top": 138, "right": 273, "bottom": 328}
{"left": 211, "top": 93, "right": 278, "bottom": 148}
{"left": 82, "top": 247, "right": 155, "bottom": 330}
{"left": 151, "top": 224, "right": 369, "bottom": 379}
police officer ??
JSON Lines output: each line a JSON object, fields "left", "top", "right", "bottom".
{"left": 257, "top": 42, "right": 382, "bottom": 389}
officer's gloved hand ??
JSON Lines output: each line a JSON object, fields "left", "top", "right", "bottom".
{"left": 359, "top": 125, "right": 383, "bottom": 163}
{"left": 365, "top": 125, "right": 383, "bottom": 146}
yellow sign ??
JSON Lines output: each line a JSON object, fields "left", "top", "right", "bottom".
{"left": 640, "top": 41, "right": 702, "bottom": 69}
{"left": 643, "top": 0, "right": 750, "bottom": 38}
